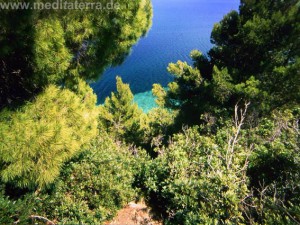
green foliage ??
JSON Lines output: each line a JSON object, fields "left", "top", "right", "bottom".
{"left": 210, "top": 0, "right": 300, "bottom": 110}
{"left": 34, "top": 18, "right": 72, "bottom": 84}
{"left": 0, "top": 184, "right": 33, "bottom": 225}
{"left": 152, "top": 84, "right": 167, "bottom": 108}
{"left": 246, "top": 108, "right": 300, "bottom": 224}
{"left": 141, "top": 108, "right": 176, "bottom": 147}
{"left": 0, "top": 0, "right": 299, "bottom": 224}
{"left": 35, "top": 134, "right": 144, "bottom": 224}
{"left": 99, "top": 77, "right": 143, "bottom": 143}
{"left": 166, "top": 60, "right": 204, "bottom": 107}
{"left": 154, "top": 0, "right": 299, "bottom": 127}
{"left": 149, "top": 0, "right": 300, "bottom": 220}
{"left": 0, "top": 0, "right": 153, "bottom": 222}
{"left": 0, "top": 84, "right": 98, "bottom": 189}
{"left": 137, "top": 124, "right": 250, "bottom": 224}
{"left": 99, "top": 78, "right": 175, "bottom": 148}
{"left": 0, "top": 134, "right": 148, "bottom": 224}
{"left": 137, "top": 106, "right": 300, "bottom": 224}
{"left": 0, "top": 0, "right": 153, "bottom": 107}
{"left": 152, "top": 58, "right": 211, "bottom": 126}
{"left": 234, "top": 76, "right": 261, "bottom": 100}
{"left": 212, "top": 66, "right": 234, "bottom": 103}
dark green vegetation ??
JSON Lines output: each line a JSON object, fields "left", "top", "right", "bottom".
{"left": 0, "top": 0, "right": 152, "bottom": 108}
{"left": 0, "top": 0, "right": 299, "bottom": 224}
{"left": 154, "top": 0, "right": 299, "bottom": 126}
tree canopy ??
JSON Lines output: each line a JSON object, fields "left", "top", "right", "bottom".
{"left": 0, "top": 84, "right": 98, "bottom": 189}
{"left": 99, "top": 76, "right": 143, "bottom": 143}
{"left": 0, "top": 0, "right": 152, "bottom": 108}
{"left": 153, "top": 0, "right": 299, "bottom": 126}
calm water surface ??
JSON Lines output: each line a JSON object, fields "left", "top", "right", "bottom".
{"left": 91, "top": 0, "right": 239, "bottom": 111}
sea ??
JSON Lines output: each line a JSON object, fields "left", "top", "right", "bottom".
{"left": 91, "top": 0, "right": 240, "bottom": 112}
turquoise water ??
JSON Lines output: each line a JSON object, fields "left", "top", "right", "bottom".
{"left": 91, "top": 0, "right": 240, "bottom": 112}
{"left": 134, "top": 90, "right": 158, "bottom": 112}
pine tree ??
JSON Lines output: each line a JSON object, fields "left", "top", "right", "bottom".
{"left": 99, "top": 77, "right": 142, "bottom": 143}
{"left": 0, "top": 0, "right": 153, "bottom": 108}
{"left": 153, "top": 0, "right": 299, "bottom": 126}
{"left": 209, "top": 0, "right": 300, "bottom": 110}
{"left": 152, "top": 57, "right": 209, "bottom": 126}
{"left": 0, "top": 84, "right": 98, "bottom": 189}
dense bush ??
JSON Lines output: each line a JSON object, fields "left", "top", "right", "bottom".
{"left": 0, "top": 186, "right": 36, "bottom": 225}
{"left": 246, "top": 108, "right": 300, "bottom": 224}
{"left": 0, "top": 134, "right": 147, "bottom": 224}
{"left": 137, "top": 107, "right": 300, "bottom": 224}
{"left": 137, "top": 115, "right": 250, "bottom": 224}
{"left": 141, "top": 108, "right": 176, "bottom": 148}
{"left": 38, "top": 134, "right": 146, "bottom": 224}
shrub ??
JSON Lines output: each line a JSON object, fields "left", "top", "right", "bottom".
{"left": 37, "top": 134, "right": 147, "bottom": 224}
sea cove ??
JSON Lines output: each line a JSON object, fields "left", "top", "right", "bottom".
{"left": 91, "top": 0, "right": 240, "bottom": 111}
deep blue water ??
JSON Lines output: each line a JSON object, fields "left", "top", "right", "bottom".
{"left": 91, "top": 0, "right": 240, "bottom": 112}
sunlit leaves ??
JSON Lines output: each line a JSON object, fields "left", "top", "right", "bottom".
{"left": 34, "top": 18, "right": 71, "bottom": 84}
{"left": 0, "top": 85, "right": 98, "bottom": 188}
{"left": 0, "top": 0, "right": 153, "bottom": 107}
{"left": 99, "top": 77, "right": 143, "bottom": 143}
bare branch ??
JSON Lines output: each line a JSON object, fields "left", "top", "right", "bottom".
{"left": 226, "top": 102, "right": 250, "bottom": 169}
{"left": 30, "top": 215, "right": 56, "bottom": 225}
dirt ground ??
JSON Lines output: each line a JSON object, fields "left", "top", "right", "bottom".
{"left": 105, "top": 202, "right": 162, "bottom": 225}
